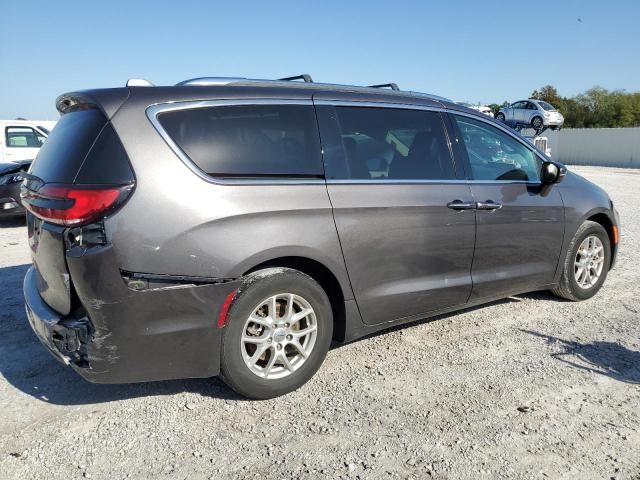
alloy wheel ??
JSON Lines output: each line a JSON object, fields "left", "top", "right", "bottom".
{"left": 574, "top": 235, "right": 605, "bottom": 289}
{"left": 240, "top": 293, "right": 318, "bottom": 379}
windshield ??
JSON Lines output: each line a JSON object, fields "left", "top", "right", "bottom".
{"left": 538, "top": 101, "right": 556, "bottom": 111}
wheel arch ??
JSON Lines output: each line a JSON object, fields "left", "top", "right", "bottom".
{"left": 243, "top": 256, "right": 348, "bottom": 342}
{"left": 531, "top": 115, "right": 543, "bottom": 125}
{"left": 586, "top": 211, "right": 616, "bottom": 268}
{"left": 566, "top": 207, "right": 617, "bottom": 271}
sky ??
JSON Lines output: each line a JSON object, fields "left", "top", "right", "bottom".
{"left": 1, "top": 0, "right": 638, "bottom": 120}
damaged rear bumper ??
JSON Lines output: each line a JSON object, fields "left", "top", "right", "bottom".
{"left": 23, "top": 245, "right": 240, "bottom": 384}
{"left": 24, "top": 266, "right": 91, "bottom": 367}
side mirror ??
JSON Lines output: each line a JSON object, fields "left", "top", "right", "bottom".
{"left": 541, "top": 161, "right": 567, "bottom": 184}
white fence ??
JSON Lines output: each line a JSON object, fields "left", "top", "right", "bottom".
{"left": 544, "top": 127, "right": 640, "bottom": 168}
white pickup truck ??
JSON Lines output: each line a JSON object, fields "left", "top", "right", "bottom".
{"left": 0, "top": 120, "right": 56, "bottom": 163}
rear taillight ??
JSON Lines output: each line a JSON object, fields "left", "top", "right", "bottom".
{"left": 21, "top": 184, "right": 132, "bottom": 226}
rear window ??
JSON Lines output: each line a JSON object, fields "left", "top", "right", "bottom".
{"left": 156, "top": 105, "right": 324, "bottom": 178}
{"left": 538, "top": 101, "right": 556, "bottom": 111}
{"left": 29, "top": 109, "right": 133, "bottom": 185}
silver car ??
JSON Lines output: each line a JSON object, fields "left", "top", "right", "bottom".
{"left": 496, "top": 99, "right": 564, "bottom": 130}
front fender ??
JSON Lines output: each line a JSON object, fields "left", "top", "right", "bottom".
{"left": 555, "top": 172, "right": 618, "bottom": 281}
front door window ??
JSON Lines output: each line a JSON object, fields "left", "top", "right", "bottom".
{"left": 453, "top": 115, "right": 541, "bottom": 182}
{"left": 5, "top": 127, "right": 45, "bottom": 148}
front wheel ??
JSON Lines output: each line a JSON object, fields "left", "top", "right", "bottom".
{"left": 495, "top": 112, "right": 505, "bottom": 122}
{"left": 220, "top": 268, "right": 333, "bottom": 399}
{"left": 551, "top": 221, "right": 611, "bottom": 301}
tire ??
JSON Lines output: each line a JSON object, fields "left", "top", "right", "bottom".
{"left": 220, "top": 267, "right": 333, "bottom": 399}
{"left": 551, "top": 221, "right": 611, "bottom": 301}
{"left": 531, "top": 116, "right": 543, "bottom": 129}
{"left": 495, "top": 112, "right": 505, "bottom": 122}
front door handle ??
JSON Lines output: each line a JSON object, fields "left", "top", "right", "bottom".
{"left": 447, "top": 200, "right": 476, "bottom": 211}
{"left": 476, "top": 200, "right": 503, "bottom": 211}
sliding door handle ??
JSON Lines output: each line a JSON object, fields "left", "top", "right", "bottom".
{"left": 476, "top": 200, "right": 502, "bottom": 210}
{"left": 447, "top": 200, "right": 476, "bottom": 210}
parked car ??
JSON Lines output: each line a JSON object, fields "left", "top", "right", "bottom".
{"left": 0, "top": 160, "right": 31, "bottom": 218}
{"left": 22, "top": 76, "right": 619, "bottom": 399}
{"left": 495, "top": 99, "right": 564, "bottom": 130}
{"left": 0, "top": 120, "right": 54, "bottom": 163}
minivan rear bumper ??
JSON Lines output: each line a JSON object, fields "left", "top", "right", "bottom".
{"left": 24, "top": 245, "right": 240, "bottom": 384}
{"left": 24, "top": 266, "right": 83, "bottom": 367}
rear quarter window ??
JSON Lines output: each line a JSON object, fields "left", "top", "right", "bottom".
{"left": 30, "top": 110, "right": 106, "bottom": 183}
{"left": 156, "top": 104, "right": 324, "bottom": 178}
{"left": 29, "top": 109, "right": 133, "bottom": 185}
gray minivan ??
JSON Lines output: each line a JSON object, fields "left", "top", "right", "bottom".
{"left": 22, "top": 75, "right": 620, "bottom": 399}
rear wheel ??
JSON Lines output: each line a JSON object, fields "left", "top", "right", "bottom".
{"left": 551, "top": 221, "right": 611, "bottom": 301}
{"left": 531, "top": 116, "right": 543, "bottom": 129}
{"left": 220, "top": 268, "right": 333, "bottom": 399}
{"left": 495, "top": 112, "right": 505, "bottom": 122}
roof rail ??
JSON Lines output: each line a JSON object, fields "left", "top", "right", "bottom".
{"left": 126, "top": 78, "right": 155, "bottom": 87}
{"left": 408, "top": 91, "right": 452, "bottom": 102}
{"left": 176, "top": 77, "right": 248, "bottom": 86}
{"left": 278, "top": 74, "right": 313, "bottom": 83}
{"left": 368, "top": 83, "right": 400, "bottom": 91}
{"left": 167, "top": 75, "right": 453, "bottom": 103}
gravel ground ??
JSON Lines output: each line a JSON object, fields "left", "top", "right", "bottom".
{"left": 1, "top": 166, "right": 639, "bottom": 480}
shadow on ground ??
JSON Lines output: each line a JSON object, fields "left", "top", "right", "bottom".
{"left": 339, "top": 293, "right": 548, "bottom": 347}
{"left": 516, "top": 290, "right": 570, "bottom": 302}
{"left": 0, "top": 264, "right": 243, "bottom": 406}
{"left": 2, "top": 261, "right": 520, "bottom": 406}
{"left": 6, "top": 255, "right": 629, "bottom": 408}
{"left": 523, "top": 329, "right": 640, "bottom": 384}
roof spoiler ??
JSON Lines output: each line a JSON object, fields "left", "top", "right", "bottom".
{"left": 55, "top": 93, "right": 98, "bottom": 114}
{"left": 55, "top": 89, "right": 130, "bottom": 119}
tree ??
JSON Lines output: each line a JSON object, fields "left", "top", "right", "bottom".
{"left": 525, "top": 85, "right": 640, "bottom": 128}
{"left": 15, "top": 117, "right": 27, "bottom": 120}
{"left": 531, "top": 85, "right": 565, "bottom": 112}
{"left": 487, "top": 103, "right": 501, "bottom": 115}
